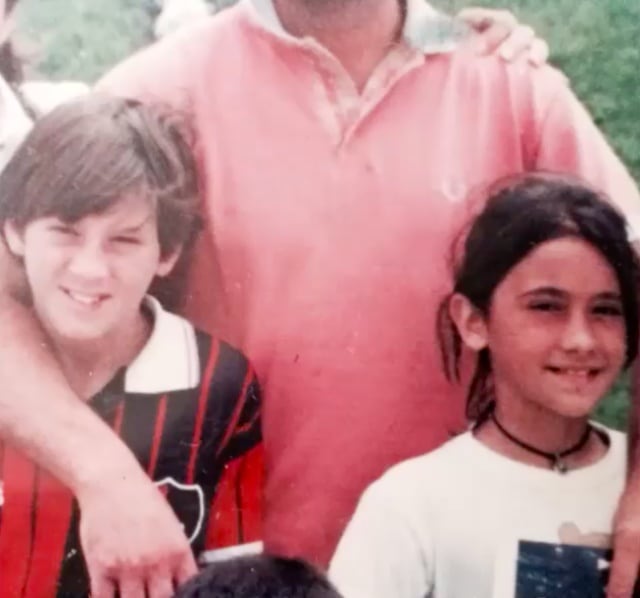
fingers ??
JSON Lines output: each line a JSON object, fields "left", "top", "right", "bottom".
{"left": 457, "top": 7, "right": 517, "bottom": 33}
{"left": 608, "top": 527, "right": 640, "bottom": 598}
{"left": 173, "top": 552, "right": 198, "bottom": 586}
{"left": 496, "top": 26, "right": 550, "bottom": 66}
{"left": 89, "top": 564, "right": 195, "bottom": 598}
{"left": 457, "top": 8, "right": 549, "bottom": 67}
{"left": 89, "top": 573, "right": 117, "bottom": 598}
{"left": 146, "top": 574, "right": 176, "bottom": 598}
{"left": 527, "top": 38, "right": 550, "bottom": 67}
{"left": 495, "top": 25, "right": 535, "bottom": 61}
{"left": 118, "top": 575, "right": 147, "bottom": 598}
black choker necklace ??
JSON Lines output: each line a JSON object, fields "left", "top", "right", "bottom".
{"left": 489, "top": 412, "right": 592, "bottom": 474}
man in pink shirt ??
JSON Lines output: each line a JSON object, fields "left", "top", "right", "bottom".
{"left": 1, "top": 1, "right": 640, "bottom": 597}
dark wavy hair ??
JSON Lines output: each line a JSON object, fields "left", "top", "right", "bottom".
{"left": 437, "top": 172, "right": 640, "bottom": 421}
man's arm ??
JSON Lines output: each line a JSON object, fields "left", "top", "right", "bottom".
{"left": 608, "top": 363, "right": 640, "bottom": 598}
{"left": 0, "top": 246, "right": 196, "bottom": 598}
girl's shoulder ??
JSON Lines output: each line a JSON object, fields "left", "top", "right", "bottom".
{"left": 592, "top": 422, "right": 627, "bottom": 464}
{"left": 367, "top": 432, "right": 477, "bottom": 500}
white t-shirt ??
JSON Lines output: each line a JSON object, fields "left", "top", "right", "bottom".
{"left": 329, "top": 426, "right": 626, "bottom": 598}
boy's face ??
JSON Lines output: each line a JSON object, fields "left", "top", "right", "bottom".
{"left": 5, "top": 193, "right": 178, "bottom": 346}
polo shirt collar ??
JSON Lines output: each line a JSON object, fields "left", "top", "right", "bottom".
{"left": 124, "top": 296, "right": 201, "bottom": 394}
{"left": 245, "top": 0, "right": 463, "bottom": 54}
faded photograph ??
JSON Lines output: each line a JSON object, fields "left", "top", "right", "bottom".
{"left": 0, "top": 0, "right": 638, "bottom": 596}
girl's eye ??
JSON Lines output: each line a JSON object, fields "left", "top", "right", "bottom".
{"left": 593, "top": 303, "right": 623, "bottom": 317}
{"left": 528, "top": 301, "right": 562, "bottom": 312}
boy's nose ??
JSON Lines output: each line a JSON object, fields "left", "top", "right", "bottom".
{"left": 67, "top": 243, "right": 110, "bottom": 280}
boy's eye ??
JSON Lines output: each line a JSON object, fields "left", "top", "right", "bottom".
{"left": 49, "top": 224, "right": 78, "bottom": 236}
{"left": 112, "top": 236, "right": 140, "bottom": 245}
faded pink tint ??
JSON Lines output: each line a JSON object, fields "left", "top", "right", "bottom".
{"left": 98, "top": 0, "right": 640, "bottom": 565}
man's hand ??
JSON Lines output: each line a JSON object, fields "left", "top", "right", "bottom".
{"left": 78, "top": 468, "right": 198, "bottom": 598}
{"left": 608, "top": 477, "right": 640, "bottom": 597}
{"left": 458, "top": 8, "right": 549, "bottom": 66}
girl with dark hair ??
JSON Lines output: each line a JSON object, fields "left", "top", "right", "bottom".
{"left": 329, "top": 173, "right": 639, "bottom": 598}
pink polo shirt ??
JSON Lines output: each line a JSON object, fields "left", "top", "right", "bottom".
{"left": 98, "top": 0, "right": 640, "bottom": 565}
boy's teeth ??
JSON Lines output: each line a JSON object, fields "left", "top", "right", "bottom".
{"left": 68, "top": 291, "right": 101, "bottom": 305}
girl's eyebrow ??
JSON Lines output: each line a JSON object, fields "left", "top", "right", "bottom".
{"left": 519, "top": 287, "right": 565, "bottom": 299}
{"left": 519, "top": 288, "right": 622, "bottom": 301}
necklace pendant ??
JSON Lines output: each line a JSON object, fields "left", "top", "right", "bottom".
{"left": 553, "top": 457, "right": 568, "bottom": 474}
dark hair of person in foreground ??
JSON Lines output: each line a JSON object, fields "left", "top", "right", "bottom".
{"left": 174, "top": 555, "right": 343, "bottom": 598}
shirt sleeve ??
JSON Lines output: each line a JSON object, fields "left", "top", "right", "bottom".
{"left": 329, "top": 482, "right": 433, "bottom": 598}
{"left": 532, "top": 69, "right": 640, "bottom": 239}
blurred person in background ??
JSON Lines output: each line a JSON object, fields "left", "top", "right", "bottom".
{"left": 0, "top": 0, "right": 87, "bottom": 172}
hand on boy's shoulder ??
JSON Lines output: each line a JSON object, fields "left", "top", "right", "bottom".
{"left": 77, "top": 466, "right": 197, "bottom": 598}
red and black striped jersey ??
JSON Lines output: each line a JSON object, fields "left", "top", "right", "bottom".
{"left": 0, "top": 298, "right": 263, "bottom": 597}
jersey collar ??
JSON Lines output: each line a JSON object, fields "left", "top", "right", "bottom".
{"left": 124, "top": 296, "right": 201, "bottom": 394}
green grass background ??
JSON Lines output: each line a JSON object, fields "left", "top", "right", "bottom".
{"left": 14, "top": 0, "right": 639, "bottom": 429}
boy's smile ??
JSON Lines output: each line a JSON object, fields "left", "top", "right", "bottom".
{"left": 61, "top": 288, "right": 111, "bottom": 308}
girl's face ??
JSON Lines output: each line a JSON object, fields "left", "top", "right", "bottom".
{"left": 456, "top": 236, "right": 626, "bottom": 419}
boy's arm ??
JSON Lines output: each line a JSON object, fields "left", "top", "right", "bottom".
{"left": 0, "top": 246, "right": 196, "bottom": 597}
{"left": 530, "top": 69, "right": 640, "bottom": 598}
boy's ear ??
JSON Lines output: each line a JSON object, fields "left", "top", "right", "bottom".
{"left": 155, "top": 247, "right": 182, "bottom": 278}
{"left": 3, "top": 221, "right": 25, "bottom": 257}
{"left": 448, "top": 293, "right": 489, "bottom": 352}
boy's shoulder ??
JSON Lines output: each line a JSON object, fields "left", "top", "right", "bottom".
{"left": 124, "top": 296, "right": 253, "bottom": 396}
